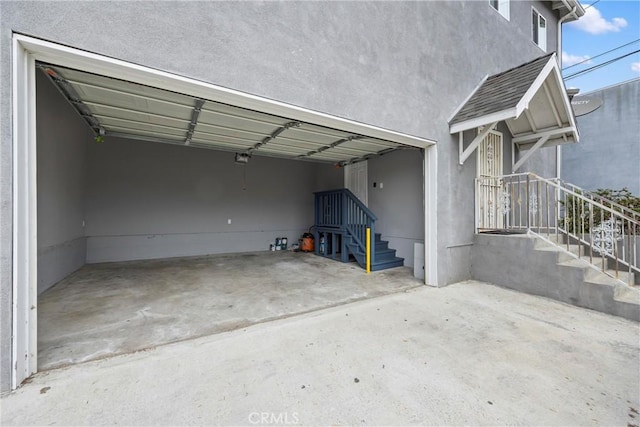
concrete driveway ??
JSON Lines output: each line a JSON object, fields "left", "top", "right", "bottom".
{"left": 2, "top": 281, "right": 639, "bottom": 426}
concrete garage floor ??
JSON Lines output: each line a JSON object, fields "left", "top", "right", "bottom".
{"left": 4, "top": 281, "right": 639, "bottom": 426}
{"left": 38, "top": 251, "right": 421, "bottom": 370}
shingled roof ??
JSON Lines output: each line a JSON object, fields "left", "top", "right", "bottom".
{"left": 450, "top": 53, "right": 554, "bottom": 127}
{"left": 449, "top": 52, "right": 579, "bottom": 172}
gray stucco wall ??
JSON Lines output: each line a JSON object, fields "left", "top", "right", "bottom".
{"left": 36, "top": 72, "right": 89, "bottom": 294}
{"left": 0, "top": 1, "right": 15, "bottom": 392}
{"left": 421, "top": 0, "right": 559, "bottom": 285}
{"left": 84, "top": 137, "right": 320, "bottom": 262}
{"left": 562, "top": 79, "right": 640, "bottom": 195}
{"left": 314, "top": 164, "right": 344, "bottom": 194}
{"left": 368, "top": 149, "right": 424, "bottom": 268}
{"left": 460, "top": 122, "right": 558, "bottom": 178}
{"left": 1, "top": 0, "right": 562, "bottom": 391}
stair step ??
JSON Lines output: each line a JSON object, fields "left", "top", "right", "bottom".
{"left": 545, "top": 234, "right": 584, "bottom": 245}
{"left": 555, "top": 254, "right": 637, "bottom": 285}
{"left": 346, "top": 244, "right": 404, "bottom": 271}
{"left": 547, "top": 242, "right": 592, "bottom": 258}
{"left": 557, "top": 258, "right": 589, "bottom": 268}
{"left": 566, "top": 244, "right": 586, "bottom": 256}
{"left": 578, "top": 255, "right": 608, "bottom": 269}
{"left": 614, "top": 287, "right": 640, "bottom": 305}
{"left": 375, "top": 241, "right": 389, "bottom": 250}
{"left": 348, "top": 251, "right": 398, "bottom": 264}
{"left": 374, "top": 249, "right": 398, "bottom": 261}
{"left": 605, "top": 269, "right": 636, "bottom": 285}
{"left": 350, "top": 246, "right": 396, "bottom": 257}
{"left": 534, "top": 239, "right": 637, "bottom": 284}
{"left": 584, "top": 272, "right": 619, "bottom": 286}
{"left": 534, "top": 243, "right": 574, "bottom": 262}
{"left": 370, "top": 257, "right": 405, "bottom": 271}
{"left": 546, "top": 234, "right": 562, "bottom": 244}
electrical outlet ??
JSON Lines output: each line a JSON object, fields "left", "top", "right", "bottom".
{"left": 380, "top": 182, "right": 384, "bottom": 189}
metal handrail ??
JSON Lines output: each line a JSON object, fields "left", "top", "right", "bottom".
{"left": 560, "top": 180, "right": 640, "bottom": 223}
{"left": 475, "top": 172, "right": 639, "bottom": 286}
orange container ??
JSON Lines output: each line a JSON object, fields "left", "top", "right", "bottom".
{"left": 301, "top": 236, "right": 314, "bottom": 252}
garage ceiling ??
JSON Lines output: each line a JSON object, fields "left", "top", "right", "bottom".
{"left": 38, "top": 63, "right": 415, "bottom": 165}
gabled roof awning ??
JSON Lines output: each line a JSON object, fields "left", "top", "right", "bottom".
{"left": 449, "top": 53, "right": 579, "bottom": 172}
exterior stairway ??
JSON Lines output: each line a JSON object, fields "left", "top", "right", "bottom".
{"left": 344, "top": 232, "right": 404, "bottom": 271}
{"left": 541, "top": 234, "right": 638, "bottom": 286}
{"left": 472, "top": 232, "right": 640, "bottom": 321}
{"left": 474, "top": 173, "right": 640, "bottom": 320}
{"left": 314, "top": 189, "right": 404, "bottom": 271}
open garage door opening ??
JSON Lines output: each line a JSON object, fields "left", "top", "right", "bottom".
{"left": 12, "top": 35, "right": 438, "bottom": 388}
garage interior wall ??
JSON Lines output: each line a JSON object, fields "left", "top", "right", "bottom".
{"left": 368, "top": 149, "right": 424, "bottom": 267}
{"left": 84, "top": 138, "right": 334, "bottom": 264}
{"left": 36, "top": 71, "right": 90, "bottom": 294}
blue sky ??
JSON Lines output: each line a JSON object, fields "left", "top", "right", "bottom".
{"left": 562, "top": 0, "right": 640, "bottom": 93}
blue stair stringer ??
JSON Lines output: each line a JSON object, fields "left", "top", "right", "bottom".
{"left": 313, "top": 189, "right": 404, "bottom": 271}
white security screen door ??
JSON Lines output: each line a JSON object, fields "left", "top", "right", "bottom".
{"left": 478, "top": 130, "right": 503, "bottom": 178}
{"left": 344, "top": 161, "right": 368, "bottom": 206}
{"left": 477, "top": 129, "right": 504, "bottom": 228}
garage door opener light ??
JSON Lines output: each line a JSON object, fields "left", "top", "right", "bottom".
{"left": 235, "top": 152, "right": 250, "bottom": 165}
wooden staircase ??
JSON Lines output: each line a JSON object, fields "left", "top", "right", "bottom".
{"left": 314, "top": 189, "right": 404, "bottom": 271}
{"left": 345, "top": 232, "right": 405, "bottom": 271}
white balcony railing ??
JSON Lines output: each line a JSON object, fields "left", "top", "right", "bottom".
{"left": 475, "top": 173, "right": 640, "bottom": 286}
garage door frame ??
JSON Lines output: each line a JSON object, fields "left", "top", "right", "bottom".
{"left": 11, "top": 33, "right": 439, "bottom": 390}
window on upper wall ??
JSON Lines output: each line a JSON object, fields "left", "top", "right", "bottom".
{"left": 490, "top": 0, "right": 510, "bottom": 20}
{"left": 532, "top": 8, "right": 547, "bottom": 51}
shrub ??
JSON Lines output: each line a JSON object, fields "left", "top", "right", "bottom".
{"left": 561, "top": 187, "right": 640, "bottom": 234}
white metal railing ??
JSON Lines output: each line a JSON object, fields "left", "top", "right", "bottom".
{"left": 561, "top": 181, "right": 640, "bottom": 224}
{"left": 475, "top": 173, "right": 640, "bottom": 286}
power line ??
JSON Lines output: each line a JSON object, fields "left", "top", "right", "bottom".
{"left": 564, "top": 48, "right": 640, "bottom": 80}
{"left": 584, "top": 0, "right": 601, "bottom": 10}
{"left": 563, "top": 38, "right": 640, "bottom": 70}
{"left": 565, "top": 49, "right": 640, "bottom": 80}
